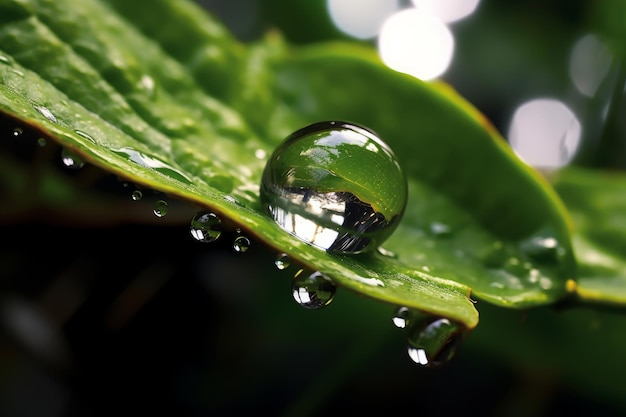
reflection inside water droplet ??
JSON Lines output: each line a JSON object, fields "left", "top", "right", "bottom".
{"left": 190, "top": 211, "right": 222, "bottom": 243}
{"left": 153, "top": 200, "right": 168, "bottom": 217}
{"left": 275, "top": 253, "right": 291, "bottom": 270}
{"left": 260, "top": 121, "right": 407, "bottom": 255}
{"left": 292, "top": 270, "right": 336, "bottom": 309}
{"left": 233, "top": 235, "right": 251, "bottom": 253}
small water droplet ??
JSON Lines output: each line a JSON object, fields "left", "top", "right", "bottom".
{"left": 274, "top": 253, "right": 291, "bottom": 270}
{"left": 131, "top": 190, "right": 143, "bottom": 201}
{"left": 260, "top": 121, "right": 408, "bottom": 254}
{"left": 113, "top": 147, "right": 192, "bottom": 184}
{"left": 189, "top": 211, "right": 222, "bottom": 243}
{"left": 520, "top": 234, "right": 567, "bottom": 265}
{"left": 233, "top": 235, "right": 251, "bottom": 253}
{"left": 74, "top": 130, "right": 96, "bottom": 143}
{"left": 0, "top": 55, "right": 11, "bottom": 65}
{"left": 406, "top": 317, "right": 461, "bottom": 367}
{"left": 37, "top": 138, "right": 47, "bottom": 147}
{"left": 61, "top": 148, "right": 85, "bottom": 170}
{"left": 392, "top": 306, "right": 412, "bottom": 329}
{"left": 12, "top": 127, "right": 23, "bottom": 137}
{"left": 292, "top": 270, "right": 336, "bottom": 309}
{"left": 153, "top": 200, "right": 168, "bottom": 217}
{"left": 34, "top": 106, "right": 57, "bottom": 123}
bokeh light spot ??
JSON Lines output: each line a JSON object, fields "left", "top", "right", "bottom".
{"left": 569, "top": 33, "right": 613, "bottom": 97}
{"left": 508, "top": 98, "right": 582, "bottom": 169}
{"left": 327, "top": 0, "right": 400, "bottom": 39}
{"left": 411, "top": 0, "right": 480, "bottom": 24}
{"left": 377, "top": 8, "right": 454, "bottom": 81}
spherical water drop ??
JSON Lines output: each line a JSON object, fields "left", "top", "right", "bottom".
{"left": 61, "top": 148, "right": 85, "bottom": 170}
{"left": 37, "top": 138, "right": 47, "bottom": 147}
{"left": 274, "top": 253, "right": 291, "bottom": 270}
{"left": 153, "top": 200, "right": 168, "bottom": 217}
{"left": 261, "top": 121, "right": 407, "bottom": 255}
{"left": 12, "top": 127, "right": 23, "bottom": 137}
{"left": 292, "top": 270, "right": 336, "bottom": 309}
{"left": 406, "top": 317, "right": 461, "bottom": 367}
{"left": 189, "top": 211, "right": 222, "bottom": 243}
{"left": 233, "top": 235, "right": 251, "bottom": 253}
{"left": 392, "top": 306, "right": 413, "bottom": 329}
{"left": 131, "top": 190, "right": 143, "bottom": 201}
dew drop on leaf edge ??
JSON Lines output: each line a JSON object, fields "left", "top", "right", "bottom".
{"left": 292, "top": 269, "right": 336, "bottom": 309}
{"left": 153, "top": 200, "right": 168, "bottom": 217}
{"left": 190, "top": 211, "right": 222, "bottom": 243}
{"left": 61, "top": 148, "right": 85, "bottom": 170}
{"left": 392, "top": 306, "right": 412, "bottom": 329}
{"left": 233, "top": 235, "right": 251, "bottom": 253}
{"left": 274, "top": 253, "right": 291, "bottom": 270}
{"left": 131, "top": 190, "right": 143, "bottom": 201}
{"left": 260, "top": 120, "right": 408, "bottom": 255}
{"left": 406, "top": 317, "right": 461, "bottom": 368}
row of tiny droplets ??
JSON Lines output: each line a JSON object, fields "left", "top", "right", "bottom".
{"left": 10, "top": 125, "right": 457, "bottom": 367}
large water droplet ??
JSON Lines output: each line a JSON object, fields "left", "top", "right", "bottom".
{"left": 292, "top": 270, "right": 337, "bottom": 309}
{"left": 190, "top": 211, "right": 222, "bottom": 243}
{"left": 61, "top": 148, "right": 85, "bottom": 170}
{"left": 261, "top": 121, "right": 407, "bottom": 254}
{"left": 406, "top": 317, "right": 461, "bottom": 367}
{"left": 233, "top": 235, "right": 251, "bottom": 253}
{"left": 153, "top": 200, "right": 168, "bottom": 217}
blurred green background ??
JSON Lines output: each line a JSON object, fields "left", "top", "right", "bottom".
{"left": 2, "top": 1, "right": 626, "bottom": 416}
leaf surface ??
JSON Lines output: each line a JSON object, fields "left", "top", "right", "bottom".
{"left": 0, "top": 0, "right": 580, "bottom": 329}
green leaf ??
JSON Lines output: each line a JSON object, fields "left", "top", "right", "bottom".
{"left": 552, "top": 167, "right": 626, "bottom": 307}
{"left": 0, "top": 0, "right": 578, "bottom": 330}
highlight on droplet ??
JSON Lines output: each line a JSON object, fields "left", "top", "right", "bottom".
{"left": 507, "top": 98, "right": 582, "bottom": 169}
{"left": 377, "top": 8, "right": 454, "bottom": 81}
